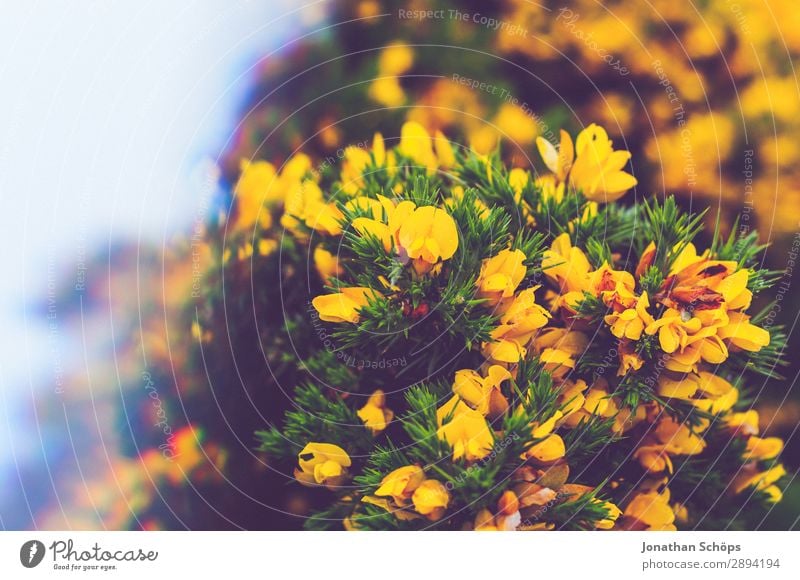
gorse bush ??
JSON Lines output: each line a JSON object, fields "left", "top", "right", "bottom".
{"left": 207, "top": 120, "right": 787, "bottom": 530}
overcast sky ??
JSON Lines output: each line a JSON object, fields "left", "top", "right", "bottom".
{"left": 0, "top": 0, "right": 326, "bottom": 468}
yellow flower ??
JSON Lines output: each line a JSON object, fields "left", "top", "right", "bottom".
{"left": 369, "top": 77, "right": 405, "bottom": 107}
{"left": 340, "top": 145, "right": 372, "bottom": 196}
{"left": 534, "top": 329, "right": 587, "bottom": 379}
{"left": 378, "top": 42, "right": 414, "bottom": 75}
{"left": 476, "top": 249, "right": 527, "bottom": 306}
{"left": 624, "top": 490, "right": 676, "bottom": 530}
{"left": 412, "top": 479, "right": 450, "bottom": 521}
{"left": 295, "top": 443, "right": 351, "bottom": 488}
{"left": 744, "top": 436, "right": 783, "bottom": 461}
{"left": 436, "top": 396, "right": 494, "bottom": 462}
{"left": 594, "top": 499, "right": 622, "bottom": 530}
{"left": 717, "top": 269, "right": 753, "bottom": 311}
{"left": 357, "top": 390, "right": 394, "bottom": 434}
{"left": 690, "top": 372, "right": 738, "bottom": 414}
{"left": 350, "top": 195, "right": 415, "bottom": 254}
{"left": 313, "top": 246, "right": 342, "bottom": 284}
{"left": 483, "top": 287, "right": 551, "bottom": 364}
{"left": 655, "top": 418, "right": 707, "bottom": 455}
{"left": 493, "top": 103, "right": 538, "bottom": 146}
{"left": 281, "top": 180, "right": 344, "bottom": 237}
{"left": 558, "top": 379, "right": 588, "bottom": 418}
{"left": 234, "top": 159, "right": 277, "bottom": 230}
{"left": 397, "top": 205, "right": 459, "bottom": 274}
{"left": 569, "top": 124, "right": 638, "bottom": 202}
{"left": 604, "top": 293, "right": 653, "bottom": 340}
{"left": 433, "top": 130, "right": 456, "bottom": 168}
{"left": 375, "top": 465, "right": 425, "bottom": 506}
{"left": 734, "top": 464, "right": 786, "bottom": 499}
{"left": 717, "top": 312, "right": 770, "bottom": 352}
{"left": 526, "top": 434, "right": 565, "bottom": 464}
{"left": 531, "top": 410, "right": 564, "bottom": 438}
{"left": 474, "top": 491, "right": 522, "bottom": 531}
{"left": 590, "top": 262, "right": 637, "bottom": 310}
{"left": 452, "top": 365, "right": 511, "bottom": 418}
{"left": 645, "top": 308, "right": 702, "bottom": 354}
{"left": 725, "top": 410, "right": 760, "bottom": 436}
{"left": 536, "top": 129, "right": 574, "bottom": 182}
{"left": 508, "top": 168, "right": 530, "bottom": 196}
{"left": 398, "top": 121, "right": 437, "bottom": 171}
{"left": 525, "top": 410, "right": 565, "bottom": 463}
{"left": 657, "top": 374, "right": 699, "bottom": 399}
{"left": 312, "top": 287, "right": 382, "bottom": 323}
{"left": 542, "top": 233, "right": 591, "bottom": 293}
{"left": 372, "top": 132, "right": 386, "bottom": 166}
{"left": 617, "top": 344, "right": 645, "bottom": 376}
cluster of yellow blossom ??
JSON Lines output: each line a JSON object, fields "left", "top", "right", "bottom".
{"left": 493, "top": 0, "right": 800, "bottom": 231}
{"left": 264, "top": 120, "right": 787, "bottom": 530}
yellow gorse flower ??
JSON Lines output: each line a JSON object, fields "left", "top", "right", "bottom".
{"left": 397, "top": 205, "right": 459, "bottom": 274}
{"left": 312, "top": 287, "right": 383, "bottom": 323}
{"left": 536, "top": 124, "right": 637, "bottom": 202}
{"left": 624, "top": 487, "right": 676, "bottom": 531}
{"left": 604, "top": 293, "right": 653, "bottom": 341}
{"left": 452, "top": 365, "right": 512, "bottom": 418}
{"left": 436, "top": 396, "right": 494, "bottom": 462}
{"left": 483, "top": 287, "right": 551, "bottom": 364}
{"left": 476, "top": 248, "right": 527, "bottom": 306}
{"left": 357, "top": 390, "right": 394, "bottom": 434}
{"left": 374, "top": 465, "right": 425, "bottom": 506}
{"left": 295, "top": 443, "right": 351, "bottom": 488}
{"left": 313, "top": 246, "right": 342, "bottom": 284}
{"left": 411, "top": 479, "right": 450, "bottom": 521}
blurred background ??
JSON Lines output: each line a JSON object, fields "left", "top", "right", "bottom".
{"left": 0, "top": 0, "right": 798, "bottom": 530}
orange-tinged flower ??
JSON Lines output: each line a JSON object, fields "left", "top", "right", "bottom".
{"left": 312, "top": 287, "right": 382, "bottom": 323}
{"left": 590, "top": 262, "right": 637, "bottom": 309}
{"left": 357, "top": 390, "right": 394, "bottom": 434}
